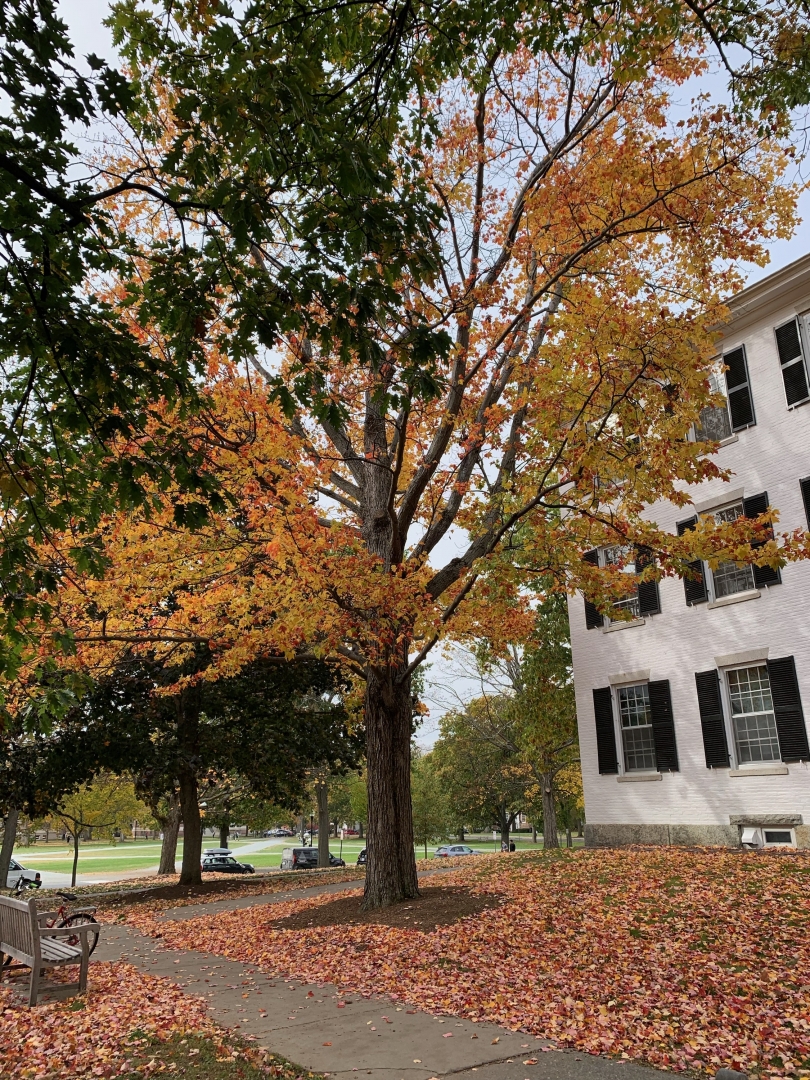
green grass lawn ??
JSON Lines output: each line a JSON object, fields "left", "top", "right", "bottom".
{"left": 11, "top": 833, "right": 581, "bottom": 878}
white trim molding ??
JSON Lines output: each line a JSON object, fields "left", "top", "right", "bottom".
{"left": 608, "top": 670, "right": 651, "bottom": 685}
{"left": 617, "top": 773, "right": 662, "bottom": 783}
{"left": 730, "top": 764, "right": 789, "bottom": 777}
{"left": 714, "top": 647, "right": 770, "bottom": 667}
{"left": 693, "top": 487, "right": 745, "bottom": 515}
{"left": 707, "top": 589, "right": 760, "bottom": 610}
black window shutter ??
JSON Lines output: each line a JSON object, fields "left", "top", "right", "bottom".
{"left": 801, "top": 477, "right": 810, "bottom": 530}
{"left": 593, "top": 687, "right": 619, "bottom": 774}
{"left": 743, "top": 492, "right": 781, "bottom": 588}
{"left": 635, "top": 547, "right": 661, "bottom": 616}
{"left": 676, "top": 517, "right": 708, "bottom": 605}
{"left": 648, "top": 680, "right": 679, "bottom": 771}
{"left": 775, "top": 318, "right": 810, "bottom": 406}
{"left": 767, "top": 656, "right": 810, "bottom": 762}
{"left": 582, "top": 549, "right": 603, "bottom": 629}
{"left": 695, "top": 670, "right": 730, "bottom": 767}
{"left": 724, "top": 346, "right": 755, "bottom": 430}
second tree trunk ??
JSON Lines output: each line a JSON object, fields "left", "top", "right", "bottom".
{"left": 363, "top": 666, "right": 418, "bottom": 909}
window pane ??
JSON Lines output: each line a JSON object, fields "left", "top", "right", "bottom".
{"left": 713, "top": 561, "right": 755, "bottom": 598}
{"left": 763, "top": 830, "right": 792, "bottom": 844}
{"left": 604, "top": 546, "right": 639, "bottom": 622}
{"left": 696, "top": 369, "right": 733, "bottom": 440}
{"left": 710, "top": 503, "right": 756, "bottom": 598}
{"left": 696, "top": 406, "right": 732, "bottom": 441}
{"left": 618, "top": 684, "right": 656, "bottom": 771}
{"left": 727, "top": 666, "right": 781, "bottom": 764}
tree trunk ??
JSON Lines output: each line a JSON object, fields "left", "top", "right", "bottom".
{"left": 541, "top": 773, "right": 559, "bottom": 849}
{"left": 177, "top": 693, "right": 203, "bottom": 886}
{"left": 316, "top": 780, "right": 330, "bottom": 868}
{"left": 0, "top": 806, "right": 18, "bottom": 889}
{"left": 457, "top": 826, "right": 465, "bottom": 842}
{"left": 178, "top": 767, "right": 202, "bottom": 886}
{"left": 71, "top": 827, "right": 80, "bottom": 887}
{"left": 158, "top": 796, "right": 181, "bottom": 875}
{"left": 532, "top": 823, "right": 537, "bottom": 844}
{"left": 499, "top": 807, "right": 510, "bottom": 850}
{"left": 358, "top": 821, "right": 363, "bottom": 839}
{"left": 566, "top": 826, "right": 572, "bottom": 848}
{"left": 219, "top": 822, "right": 229, "bottom": 848}
{"left": 363, "top": 666, "right": 418, "bottom": 909}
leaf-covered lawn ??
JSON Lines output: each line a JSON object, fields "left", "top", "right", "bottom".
{"left": 0, "top": 962, "right": 314, "bottom": 1079}
{"left": 1, "top": 962, "right": 212, "bottom": 1078}
{"left": 124, "top": 848, "right": 810, "bottom": 1078}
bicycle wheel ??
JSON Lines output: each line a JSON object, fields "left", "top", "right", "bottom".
{"left": 62, "top": 914, "right": 100, "bottom": 956}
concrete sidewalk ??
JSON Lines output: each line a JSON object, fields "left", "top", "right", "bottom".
{"left": 93, "top": 880, "right": 664, "bottom": 1080}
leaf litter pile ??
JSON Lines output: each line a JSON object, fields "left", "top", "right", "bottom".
{"left": 124, "top": 848, "right": 810, "bottom": 1078}
{"left": 0, "top": 961, "right": 318, "bottom": 1079}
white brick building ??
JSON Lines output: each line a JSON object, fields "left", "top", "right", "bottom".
{"left": 569, "top": 254, "right": 810, "bottom": 849}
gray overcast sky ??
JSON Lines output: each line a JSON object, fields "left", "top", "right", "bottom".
{"left": 58, "top": 0, "right": 810, "bottom": 743}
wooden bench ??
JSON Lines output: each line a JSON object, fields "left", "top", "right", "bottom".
{"left": 0, "top": 895, "right": 99, "bottom": 1005}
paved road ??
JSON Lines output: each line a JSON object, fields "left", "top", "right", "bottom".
{"left": 85, "top": 875, "right": 666, "bottom": 1080}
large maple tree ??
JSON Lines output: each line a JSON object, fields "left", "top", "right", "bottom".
{"left": 12, "top": 14, "right": 810, "bottom": 908}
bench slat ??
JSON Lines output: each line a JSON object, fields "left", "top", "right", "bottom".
{"left": 41, "top": 941, "right": 82, "bottom": 961}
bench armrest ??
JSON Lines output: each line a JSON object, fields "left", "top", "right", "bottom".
{"left": 37, "top": 911, "right": 58, "bottom": 925}
{"left": 39, "top": 923, "right": 99, "bottom": 940}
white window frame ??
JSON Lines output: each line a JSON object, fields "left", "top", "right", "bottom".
{"left": 763, "top": 828, "right": 796, "bottom": 848}
{"left": 693, "top": 358, "right": 734, "bottom": 442}
{"left": 699, "top": 500, "right": 757, "bottom": 602}
{"left": 720, "top": 663, "right": 782, "bottom": 768}
{"left": 613, "top": 681, "right": 658, "bottom": 774}
{"left": 599, "top": 546, "right": 641, "bottom": 624}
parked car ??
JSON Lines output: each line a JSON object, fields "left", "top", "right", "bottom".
{"left": 342, "top": 828, "right": 359, "bottom": 836}
{"left": 434, "top": 845, "right": 483, "bottom": 858}
{"left": 4, "top": 858, "right": 38, "bottom": 889}
{"left": 357, "top": 848, "right": 367, "bottom": 866}
{"left": 280, "top": 847, "right": 345, "bottom": 870}
{"left": 201, "top": 854, "right": 255, "bottom": 874}
{"left": 264, "top": 827, "right": 294, "bottom": 837}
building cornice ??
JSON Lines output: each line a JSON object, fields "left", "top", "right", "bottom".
{"left": 720, "top": 251, "right": 810, "bottom": 338}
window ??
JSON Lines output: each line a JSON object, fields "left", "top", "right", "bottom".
{"left": 695, "top": 365, "right": 733, "bottom": 441}
{"left": 695, "top": 348, "right": 755, "bottom": 440}
{"left": 602, "top": 545, "right": 639, "bottom": 621}
{"left": 705, "top": 502, "right": 756, "bottom": 598}
{"left": 727, "top": 665, "right": 781, "bottom": 764}
{"left": 774, "top": 317, "right": 810, "bottom": 407}
{"left": 618, "top": 683, "right": 657, "bottom": 771}
{"left": 763, "top": 829, "right": 794, "bottom": 847}
{"left": 801, "top": 477, "right": 810, "bottom": 530}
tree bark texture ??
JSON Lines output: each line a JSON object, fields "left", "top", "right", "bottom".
{"left": 363, "top": 666, "right": 418, "bottom": 909}
{"left": 178, "top": 767, "right": 202, "bottom": 885}
{"left": 0, "top": 806, "right": 18, "bottom": 889}
{"left": 158, "top": 796, "right": 182, "bottom": 875}
{"left": 499, "top": 806, "right": 510, "bottom": 850}
{"left": 541, "top": 774, "right": 559, "bottom": 849}
{"left": 219, "top": 822, "right": 229, "bottom": 848}
{"left": 316, "top": 780, "right": 330, "bottom": 868}
{"left": 176, "top": 692, "right": 203, "bottom": 886}
{"left": 71, "top": 828, "right": 80, "bottom": 887}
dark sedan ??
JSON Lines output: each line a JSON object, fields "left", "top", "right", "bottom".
{"left": 201, "top": 854, "right": 255, "bottom": 874}
{"left": 280, "top": 847, "right": 346, "bottom": 870}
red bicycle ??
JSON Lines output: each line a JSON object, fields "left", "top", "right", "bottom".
{"left": 2, "top": 885, "right": 99, "bottom": 968}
